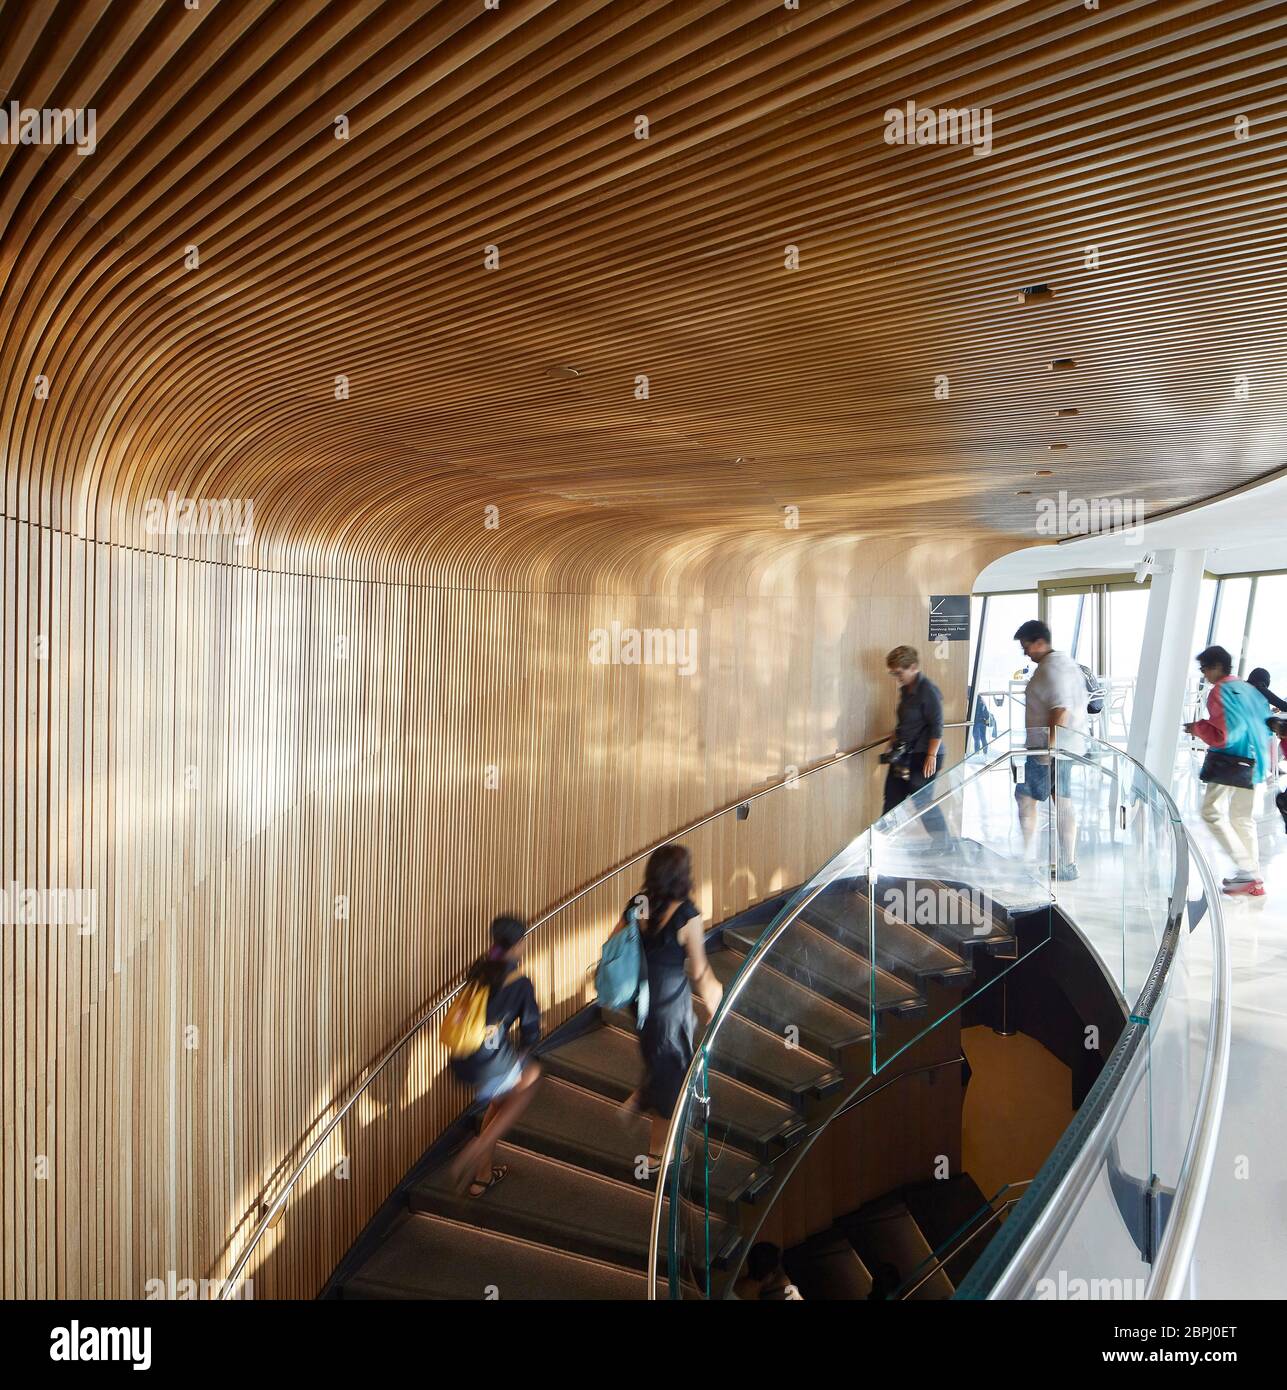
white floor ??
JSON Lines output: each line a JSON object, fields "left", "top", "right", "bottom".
{"left": 1175, "top": 751, "right": 1287, "bottom": 1299}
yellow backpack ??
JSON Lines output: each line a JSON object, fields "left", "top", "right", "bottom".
{"left": 441, "top": 979, "right": 489, "bottom": 1058}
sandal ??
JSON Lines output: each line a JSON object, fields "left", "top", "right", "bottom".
{"left": 467, "top": 1165, "right": 509, "bottom": 1198}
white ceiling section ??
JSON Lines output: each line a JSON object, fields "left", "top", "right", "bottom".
{"left": 975, "top": 465, "right": 1287, "bottom": 590}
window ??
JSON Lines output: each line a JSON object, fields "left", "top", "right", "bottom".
{"left": 973, "top": 593, "right": 1039, "bottom": 692}
{"left": 1210, "top": 577, "right": 1252, "bottom": 673}
{"left": 1047, "top": 591, "right": 1099, "bottom": 670}
{"left": 1244, "top": 574, "right": 1287, "bottom": 691}
{"left": 1106, "top": 585, "right": 1150, "bottom": 684}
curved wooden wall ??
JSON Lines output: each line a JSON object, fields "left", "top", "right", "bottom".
{"left": 2, "top": 524, "right": 999, "bottom": 1298}
{"left": 3, "top": 0, "right": 1283, "bottom": 1298}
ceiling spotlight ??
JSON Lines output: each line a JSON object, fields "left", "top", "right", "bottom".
{"left": 1057, "top": 407, "right": 1080, "bottom": 417}
{"left": 544, "top": 363, "right": 583, "bottom": 379}
{"left": 1017, "top": 284, "right": 1055, "bottom": 305}
{"left": 1049, "top": 358, "right": 1076, "bottom": 372}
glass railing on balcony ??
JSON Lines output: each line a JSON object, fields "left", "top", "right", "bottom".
{"left": 957, "top": 820, "right": 1229, "bottom": 1300}
{"left": 649, "top": 729, "right": 1228, "bottom": 1302}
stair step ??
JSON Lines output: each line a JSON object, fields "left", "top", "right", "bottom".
{"left": 410, "top": 1141, "right": 734, "bottom": 1273}
{"left": 510, "top": 1076, "right": 764, "bottom": 1214}
{"left": 342, "top": 1211, "right": 645, "bottom": 1300}
{"left": 710, "top": 949, "right": 871, "bottom": 1065}
{"left": 803, "top": 880, "right": 975, "bottom": 985}
{"left": 784, "top": 1227, "right": 874, "bottom": 1300}
{"left": 724, "top": 919, "right": 924, "bottom": 1018}
{"left": 869, "top": 872, "right": 1018, "bottom": 957}
{"left": 901, "top": 1174, "right": 997, "bottom": 1289}
{"left": 601, "top": 999, "right": 841, "bottom": 1105}
{"left": 840, "top": 1195, "right": 955, "bottom": 1300}
{"left": 542, "top": 1023, "right": 801, "bottom": 1153}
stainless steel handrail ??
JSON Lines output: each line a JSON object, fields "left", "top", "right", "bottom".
{"left": 1144, "top": 829, "right": 1231, "bottom": 1298}
{"left": 220, "top": 725, "right": 967, "bottom": 1298}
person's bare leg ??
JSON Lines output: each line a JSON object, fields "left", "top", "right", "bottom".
{"left": 649, "top": 1113, "right": 667, "bottom": 1163}
{"left": 1018, "top": 793, "right": 1037, "bottom": 855}
{"left": 1057, "top": 802, "right": 1078, "bottom": 865}
{"left": 459, "top": 1064, "right": 542, "bottom": 1187}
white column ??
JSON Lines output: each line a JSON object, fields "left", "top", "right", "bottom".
{"left": 1126, "top": 548, "right": 1207, "bottom": 788}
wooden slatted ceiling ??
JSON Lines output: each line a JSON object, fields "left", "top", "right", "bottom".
{"left": 1, "top": 0, "right": 1285, "bottom": 583}
{"left": 1, "top": 0, "right": 1283, "bottom": 1300}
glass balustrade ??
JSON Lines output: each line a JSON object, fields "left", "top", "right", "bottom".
{"left": 654, "top": 728, "right": 1225, "bottom": 1303}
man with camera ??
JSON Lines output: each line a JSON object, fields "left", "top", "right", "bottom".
{"left": 882, "top": 645, "right": 948, "bottom": 843}
{"left": 1184, "top": 645, "right": 1271, "bottom": 898}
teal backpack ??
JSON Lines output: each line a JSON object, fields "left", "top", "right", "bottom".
{"left": 595, "top": 903, "right": 649, "bottom": 1026}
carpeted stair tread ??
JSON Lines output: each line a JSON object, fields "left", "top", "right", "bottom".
{"left": 804, "top": 882, "right": 975, "bottom": 983}
{"left": 410, "top": 1141, "right": 731, "bottom": 1271}
{"left": 724, "top": 919, "right": 923, "bottom": 1016}
{"left": 840, "top": 1195, "right": 955, "bottom": 1300}
{"left": 342, "top": 1211, "right": 645, "bottom": 1300}
{"left": 511, "top": 1076, "right": 762, "bottom": 1205}
{"left": 901, "top": 1173, "right": 996, "bottom": 1287}
{"left": 869, "top": 872, "right": 1017, "bottom": 954}
{"left": 600, "top": 1000, "right": 839, "bottom": 1102}
{"left": 784, "top": 1227, "right": 874, "bottom": 1300}
{"left": 542, "top": 1023, "right": 799, "bottom": 1149}
{"left": 710, "top": 949, "right": 870, "bottom": 1061}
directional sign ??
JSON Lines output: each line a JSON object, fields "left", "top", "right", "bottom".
{"left": 929, "top": 595, "right": 970, "bottom": 642}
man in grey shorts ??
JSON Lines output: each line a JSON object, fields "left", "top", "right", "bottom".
{"left": 1014, "top": 619, "right": 1087, "bottom": 881}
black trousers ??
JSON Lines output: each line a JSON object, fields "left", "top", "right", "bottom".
{"left": 882, "top": 757, "right": 948, "bottom": 840}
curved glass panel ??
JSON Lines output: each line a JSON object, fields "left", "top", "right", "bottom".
{"left": 655, "top": 728, "right": 1222, "bottom": 1305}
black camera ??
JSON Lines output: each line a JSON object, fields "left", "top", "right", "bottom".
{"left": 880, "top": 740, "right": 911, "bottom": 780}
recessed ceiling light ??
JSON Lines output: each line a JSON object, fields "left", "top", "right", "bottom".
{"left": 544, "top": 363, "right": 583, "bottom": 379}
{"left": 1017, "top": 284, "right": 1055, "bottom": 305}
{"left": 1056, "top": 407, "right": 1080, "bottom": 416}
{"left": 1049, "top": 358, "right": 1076, "bottom": 372}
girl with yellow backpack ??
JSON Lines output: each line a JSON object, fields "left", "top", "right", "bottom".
{"left": 443, "top": 915, "right": 542, "bottom": 1196}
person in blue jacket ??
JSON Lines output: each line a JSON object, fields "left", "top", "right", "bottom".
{"left": 1185, "top": 647, "right": 1271, "bottom": 897}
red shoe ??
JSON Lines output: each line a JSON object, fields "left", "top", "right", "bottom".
{"left": 1222, "top": 878, "right": 1265, "bottom": 897}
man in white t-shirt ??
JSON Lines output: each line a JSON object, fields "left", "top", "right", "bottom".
{"left": 1013, "top": 619, "right": 1088, "bottom": 880}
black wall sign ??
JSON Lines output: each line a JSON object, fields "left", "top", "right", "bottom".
{"left": 929, "top": 595, "right": 970, "bottom": 642}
